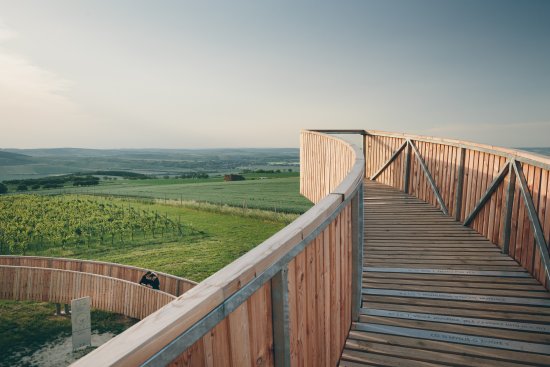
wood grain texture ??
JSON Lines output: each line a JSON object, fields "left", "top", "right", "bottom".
{"left": 0, "top": 265, "right": 174, "bottom": 319}
{"left": 363, "top": 131, "right": 550, "bottom": 289}
{"left": 341, "top": 180, "right": 550, "bottom": 367}
{"left": 69, "top": 130, "right": 363, "bottom": 366}
{"left": 0, "top": 256, "right": 196, "bottom": 296}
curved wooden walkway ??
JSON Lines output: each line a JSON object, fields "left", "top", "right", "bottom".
{"left": 340, "top": 180, "right": 550, "bottom": 366}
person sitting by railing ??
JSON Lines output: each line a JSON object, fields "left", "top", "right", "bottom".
{"left": 139, "top": 271, "right": 160, "bottom": 290}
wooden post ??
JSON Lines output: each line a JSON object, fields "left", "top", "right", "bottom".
{"left": 351, "top": 184, "right": 364, "bottom": 321}
{"left": 502, "top": 161, "right": 516, "bottom": 255}
{"left": 454, "top": 148, "right": 466, "bottom": 221}
{"left": 271, "top": 266, "right": 290, "bottom": 367}
{"left": 363, "top": 133, "right": 367, "bottom": 177}
{"left": 403, "top": 141, "right": 411, "bottom": 193}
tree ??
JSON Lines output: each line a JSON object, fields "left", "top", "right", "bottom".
{"left": 17, "top": 184, "right": 28, "bottom": 191}
{"left": 0, "top": 183, "right": 7, "bottom": 194}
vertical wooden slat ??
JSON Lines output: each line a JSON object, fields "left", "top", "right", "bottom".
{"left": 296, "top": 249, "right": 308, "bottom": 367}
{"left": 248, "top": 283, "right": 273, "bottom": 367}
{"left": 464, "top": 150, "right": 475, "bottom": 220}
{"left": 210, "top": 319, "right": 231, "bottom": 367}
{"left": 510, "top": 164, "right": 521, "bottom": 257}
{"left": 403, "top": 142, "right": 411, "bottom": 193}
{"left": 461, "top": 149, "right": 472, "bottom": 221}
{"left": 538, "top": 171, "right": 550, "bottom": 283}
{"left": 487, "top": 156, "right": 500, "bottom": 242}
{"left": 426, "top": 142, "right": 435, "bottom": 205}
{"left": 493, "top": 156, "right": 506, "bottom": 247}
{"left": 305, "top": 242, "right": 317, "bottom": 367}
{"left": 515, "top": 164, "right": 529, "bottom": 263}
{"left": 314, "top": 236, "right": 324, "bottom": 367}
{"left": 477, "top": 153, "right": 492, "bottom": 235}
{"left": 418, "top": 142, "right": 428, "bottom": 202}
{"left": 472, "top": 150, "right": 483, "bottom": 225}
{"left": 441, "top": 144, "right": 450, "bottom": 209}
{"left": 228, "top": 302, "right": 251, "bottom": 367}
{"left": 525, "top": 167, "right": 541, "bottom": 273}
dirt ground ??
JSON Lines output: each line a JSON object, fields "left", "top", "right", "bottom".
{"left": 11, "top": 331, "right": 116, "bottom": 367}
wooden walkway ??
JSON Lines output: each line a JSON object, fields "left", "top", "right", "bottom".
{"left": 340, "top": 180, "right": 550, "bottom": 366}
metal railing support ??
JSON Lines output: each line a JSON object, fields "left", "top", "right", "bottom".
{"left": 272, "top": 266, "right": 291, "bottom": 367}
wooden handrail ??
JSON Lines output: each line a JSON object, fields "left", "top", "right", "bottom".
{"left": 71, "top": 130, "right": 365, "bottom": 367}
{"left": 365, "top": 129, "right": 550, "bottom": 170}
{"left": 0, "top": 256, "right": 197, "bottom": 297}
{"left": 1, "top": 265, "right": 175, "bottom": 320}
{"left": 310, "top": 128, "right": 550, "bottom": 169}
{"left": 364, "top": 130, "right": 550, "bottom": 289}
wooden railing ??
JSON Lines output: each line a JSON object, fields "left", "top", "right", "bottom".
{"left": 363, "top": 130, "right": 550, "bottom": 289}
{"left": 0, "top": 265, "right": 175, "bottom": 320}
{"left": 0, "top": 256, "right": 196, "bottom": 297}
{"left": 72, "top": 130, "right": 365, "bottom": 367}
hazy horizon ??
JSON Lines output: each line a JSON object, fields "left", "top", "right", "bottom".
{"left": 1, "top": 0, "right": 549, "bottom": 149}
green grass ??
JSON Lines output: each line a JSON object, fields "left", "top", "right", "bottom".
{"left": 2, "top": 176, "right": 309, "bottom": 365}
{"left": 1, "top": 198, "right": 292, "bottom": 365}
{"left": 38, "top": 176, "right": 312, "bottom": 214}
{"left": 22, "top": 198, "right": 291, "bottom": 282}
{"left": 0, "top": 194, "right": 192, "bottom": 255}
{"left": 0, "top": 300, "right": 136, "bottom": 367}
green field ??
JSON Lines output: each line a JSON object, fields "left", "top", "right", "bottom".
{"left": 36, "top": 175, "right": 312, "bottom": 214}
{"left": 0, "top": 301, "right": 136, "bottom": 367}
{"left": 0, "top": 195, "right": 194, "bottom": 255}
{"left": 1, "top": 194, "right": 295, "bottom": 365}
{"left": 1, "top": 169, "right": 310, "bottom": 365}
{"left": 11, "top": 197, "right": 290, "bottom": 281}
{"left": 0, "top": 148, "right": 300, "bottom": 181}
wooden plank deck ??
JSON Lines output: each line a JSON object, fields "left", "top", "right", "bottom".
{"left": 340, "top": 180, "right": 550, "bottom": 366}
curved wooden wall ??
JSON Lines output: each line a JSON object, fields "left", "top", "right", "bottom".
{"left": 364, "top": 130, "right": 550, "bottom": 289}
{"left": 300, "top": 131, "right": 357, "bottom": 203}
{"left": 72, "top": 130, "right": 365, "bottom": 367}
{"left": 0, "top": 265, "right": 175, "bottom": 320}
{"left": 0, "top": 256, "right": 197, "bottom": 297}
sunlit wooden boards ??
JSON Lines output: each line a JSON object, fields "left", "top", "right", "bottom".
{"left": 300, "top": 130, "right": 358, "bottom": 204}
{"left": 340, "top": 181, "right": 550, "bottom": 366}
{"left": 364, "top": 133, "right": 550, "bottom": 289}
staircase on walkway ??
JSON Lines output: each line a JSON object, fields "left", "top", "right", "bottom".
{"left": 340, "top": 180, "right": 550, "bottom": 366}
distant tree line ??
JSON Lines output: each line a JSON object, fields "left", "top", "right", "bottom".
{"left": 241, "top": 169, "right": 292, "bottom": 174}
{"left": 92, "top": 171, "right": 150, "bottom": 179}
{"left": 3, "top": 174, "right": 100, "bottom": 192}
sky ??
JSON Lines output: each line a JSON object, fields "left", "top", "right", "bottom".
{"left": 0, "top": 0, "right": 549, "bottom": 149}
